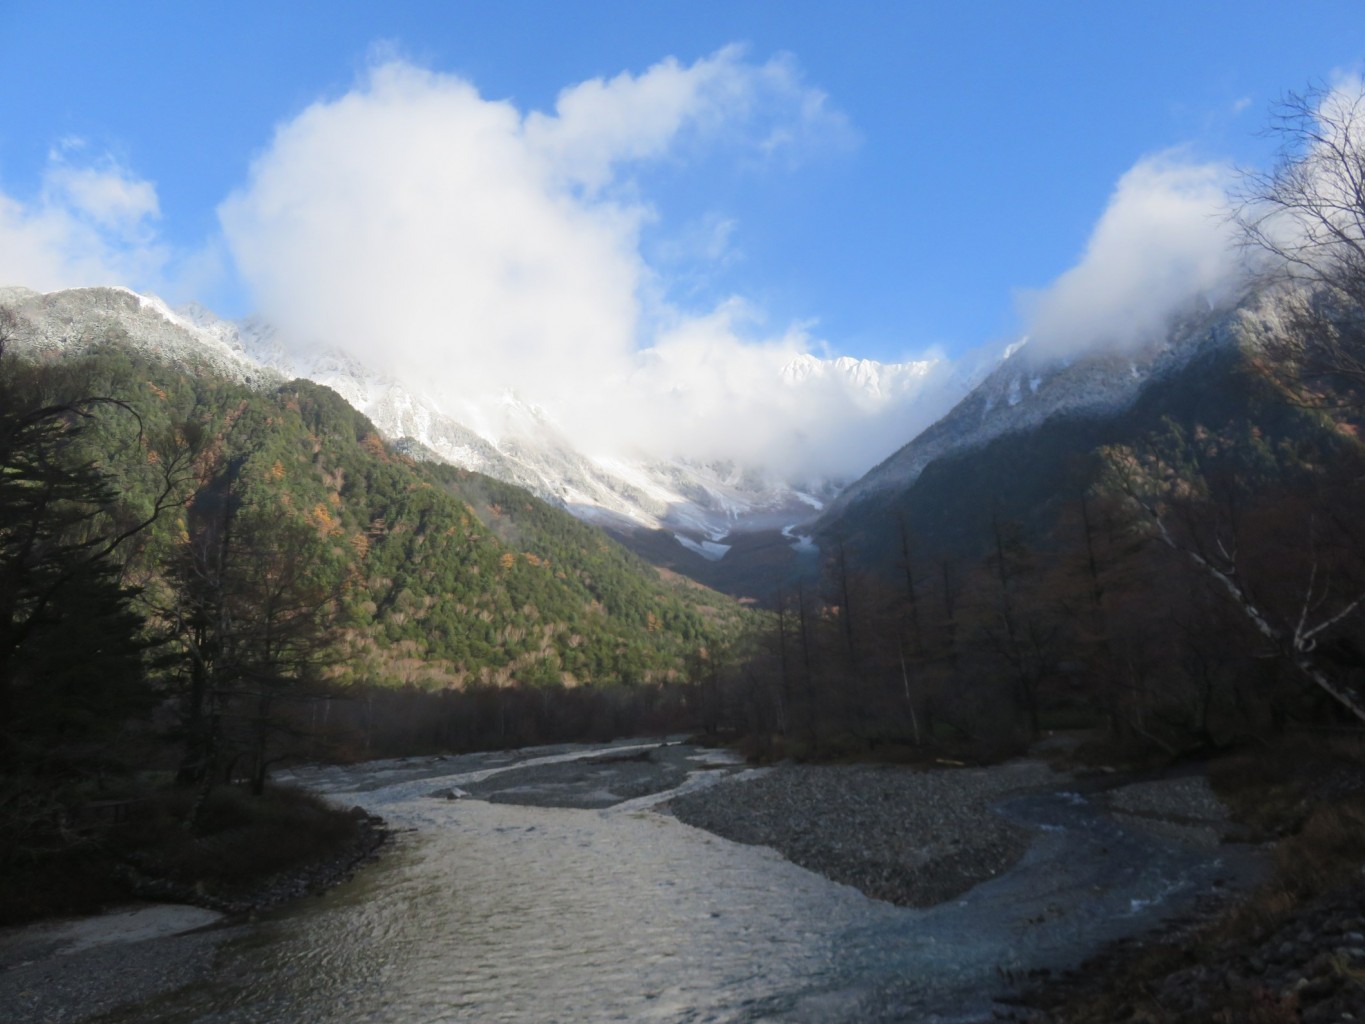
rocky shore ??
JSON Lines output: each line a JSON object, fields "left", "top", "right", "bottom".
{"left": 118, "top": 805, "right": 389, "bottom": 917}
{"left": 1004, "top": 882, "right": 1365, "bottom": 1023}
{"left": 667, "top": 758, "right": 1061, "bottom": 907}
{"left": 0, "top": 744, "right": 1280, "bottom": 1023}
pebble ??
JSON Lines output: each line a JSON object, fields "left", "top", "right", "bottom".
{"left": 668, "top": 760, "right": 1060, "bottom": 907}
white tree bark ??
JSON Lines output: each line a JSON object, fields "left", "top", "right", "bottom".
{"left": 1137, "top": 499, "right": 1365, "bottom": 725}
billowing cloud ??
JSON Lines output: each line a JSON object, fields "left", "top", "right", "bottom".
{"left": 586, "top": 302, "right": 956, "bottom": 480}
{"left": 219, "top": 51, "right": 898, "bottom": 480}
{"left": 0, "top": 152, "right": 165, "bottom": 292}
{"left": 1020, "top": 153, "right": 1241, "bottom": 357}
{"left": 221, "top": 59, "right": 644, "bottom": 405}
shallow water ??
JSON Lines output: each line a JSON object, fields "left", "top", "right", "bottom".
{"left": 101, "top": 744, "right": 1261, "bottom": 1023}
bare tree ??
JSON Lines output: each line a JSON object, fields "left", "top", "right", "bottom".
{"left": 1104, "top": 440, "right": 1365, "bottom": 726}
{"left": 1236, "top": 83, "right": 1365, "bottom": 407}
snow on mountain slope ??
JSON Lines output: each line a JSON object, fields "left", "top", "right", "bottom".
{"left": 0, "top": 286, "right": 279, "bottom": 388}
{"left": 821, "top": 292, "right": 1259, "bottom": 523}
{"left": 175, "top": 301, "right": 946, "bottom": 548}
{"left": 778, "top": 352, "right": 940, "bottom": 401}
{"left": 3, "top": 286, "right": 948, "bottom": 555}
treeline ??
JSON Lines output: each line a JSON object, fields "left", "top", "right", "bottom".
{"left": 696, "top": 86, "right": 1365, "bottom": 762}
{"left": 0, "top": 313, "right": 747, "bottom": 872}
{"left": 276, "top": 679, "right": 701, "bottom": 761}
{"left": 706, "top": 367, "right": 1365, "bottom": 760}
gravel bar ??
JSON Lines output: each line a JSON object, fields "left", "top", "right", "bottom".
{"left": 668, "top": 758, "right": 1062, "bottom": 908}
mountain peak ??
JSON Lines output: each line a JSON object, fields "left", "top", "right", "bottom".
{"left": 820, "top": 291, "right": 1260, "bottom": 524}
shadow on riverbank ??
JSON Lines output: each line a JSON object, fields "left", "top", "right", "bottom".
{"left": 0, "top": 783, "right": 387, "bottom": 928}
{"left": 999, "top": 733, "right": 1365, "bottom": 1022}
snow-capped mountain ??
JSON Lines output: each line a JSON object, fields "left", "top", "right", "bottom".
{"left": 792, "top": 286, "right": 1313, "bottom": 597}
{"left": 175, "top": 304, "right": 864, "bottom": 549}
{"left": 0, "top": 286, "right": 279, "bottom": 389}
{"left": 0, "top": 286, "right": 950, "bottom": 562}
{"left": 820, "top": 290, "right": 1258, "bottom": 524}
{"left": 778, "top": 352, "right": 942, "bottom": 401}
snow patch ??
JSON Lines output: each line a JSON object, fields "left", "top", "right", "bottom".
{"left": 673, "top": 534, "right": 731, "bottom": 561}
{"left": 23, "top": 286, "right": 856, "bottom": 546}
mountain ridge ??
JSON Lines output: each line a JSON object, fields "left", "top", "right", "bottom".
{"left": 817, "top": 290, "right": 1268, "bottom": 530}
{"left": 0, "top": 306, "right": 749, "bottom": 689}
{"left": 809, "top": 285, "right": 1318, "bottom": 582}
{"left": 2, "top": 285, "right": 961, "bottom": 569}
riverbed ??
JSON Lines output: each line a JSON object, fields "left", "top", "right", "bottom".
{"left": 2, "top": 740, "right": 1262, "bottom": 1023}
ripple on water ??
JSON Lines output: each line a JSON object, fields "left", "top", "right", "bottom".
{"left": 147, "top": 801, "right": 903, "bottom": 1023}
{"left": 104, "top": 751, "right": 1263, "bottom": 1024}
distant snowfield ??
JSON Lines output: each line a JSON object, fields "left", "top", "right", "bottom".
{"left": 2, "top": 285, "right": 1002, "bottom": 559}
{"left": 673, "top": 533, "right": 732, "bottom": 561}
{"left": 171, "top": 296, "right": 979, "bottom": 550}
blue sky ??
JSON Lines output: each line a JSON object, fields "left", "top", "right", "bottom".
{"left": 1, "top": 2, "right": 1363, "bottom": 475}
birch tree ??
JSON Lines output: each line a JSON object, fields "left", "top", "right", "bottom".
{"left": 1103, "top": 439, "right": 1365, "bottom": 726}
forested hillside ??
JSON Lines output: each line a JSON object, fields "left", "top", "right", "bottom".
{"left": 701, "top": 89, "right": 1365, "bottom": 764}
{"left": 1, "top": 312, "right": 750, "bottom": 811}
{"left": 712, "top": 339, "right": 1365, "bottom": 761}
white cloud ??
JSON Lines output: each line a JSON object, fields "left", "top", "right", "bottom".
{"left": 1239, "top": 76, "right": 1365, "bottom": 286}
{"left": 601, "top": 302, "right": 955, "bottom": 480}
{"left": 220, "top": 59, "right": 643, "bottom": 403}
{"left": 523, "top": 45, "right": 854, "bottom": 191}
{"left": 1020, "top": 152, "right": 1241, "bottom": 356}
{"left": 0, "top": 155, "right": 165, "bottom": 292}
{"left": 219, "top": 51, "right": 885, "bottom": 479}
{"left": 523, "top": 45, "right": 743, "bottom": 193}
{"left": 44, "top": 162, "right": 160, "bottom": 231}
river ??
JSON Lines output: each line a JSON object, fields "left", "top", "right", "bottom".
{"left": 94, "top": 741, "right": 1262, "bottom": 1023}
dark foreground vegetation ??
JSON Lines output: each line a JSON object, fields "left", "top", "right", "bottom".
{"left": 1004, "top": 734, "right": 1365, "bottom": 1023}
{"left": 0, "top": 782, "right": 384, "bottom": 926}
